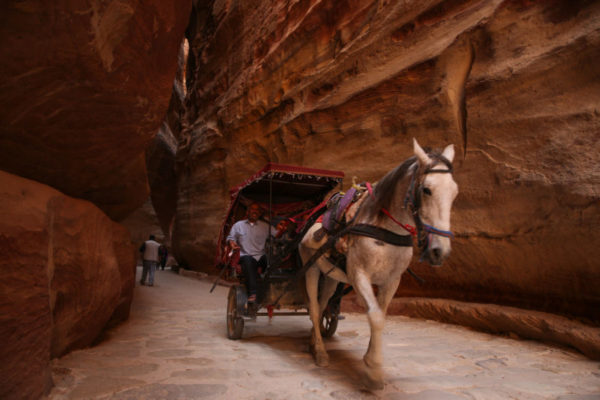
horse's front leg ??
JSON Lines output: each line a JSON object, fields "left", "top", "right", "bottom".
{"left": 352, "top": 270, "right": 387, "bottom": 390}
{"left": 364, "top": 276, "right": 401, "bottom": 368}
{"left": 305, "top": 266, "right": 329, "bottom": 366}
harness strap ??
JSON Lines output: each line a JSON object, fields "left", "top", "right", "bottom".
{"left": 348, "top": 224, "right": 412, "bottom": 247}
{"left": 423, "top": 223, "right": 454, "bottom": 238}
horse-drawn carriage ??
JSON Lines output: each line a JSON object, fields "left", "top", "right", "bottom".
{"left": 214, "top": 140, "right": 458, "bottom": 389}
{"left": 214, "top": 163, "right": 347, "bottom": 340}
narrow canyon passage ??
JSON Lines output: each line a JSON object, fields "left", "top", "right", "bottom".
{"left": 47, "top": 268, "right": 599, "bottom": 399}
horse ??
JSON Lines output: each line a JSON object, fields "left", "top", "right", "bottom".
{"left": 298, "top": 138, "right": 458, "bottom": 389}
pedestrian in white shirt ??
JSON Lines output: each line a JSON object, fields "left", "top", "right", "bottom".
{"left": 139, "top": 235, "right": 161, "bottom": 286}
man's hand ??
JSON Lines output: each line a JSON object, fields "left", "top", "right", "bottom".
{"left": 229, "top": 240, "right": 239, "bottom": 250}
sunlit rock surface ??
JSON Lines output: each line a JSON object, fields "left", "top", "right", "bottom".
{"left": 175, "top": 0, "right": 600, "bottom": 322}
{"left": 0, "top": 171, "right": 135, "bottom": 399}
{"left": 0, "top": 0, "right": 192, "bottom": 220}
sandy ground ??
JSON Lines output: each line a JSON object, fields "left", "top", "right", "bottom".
{"left": 47, "top": 267, "right": 600, "bottom": 399}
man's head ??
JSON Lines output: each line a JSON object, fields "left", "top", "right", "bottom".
{"left": 149, "top": 235, "right": 155, "bottom": 240}
{"left": 247, "top": 203, "right": 262, "bottom": 222}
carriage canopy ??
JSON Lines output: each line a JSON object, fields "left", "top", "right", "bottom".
{"left": 216, "top": 163, "right": 344, "bottom": 267}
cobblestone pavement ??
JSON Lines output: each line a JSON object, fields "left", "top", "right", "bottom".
{"left": 47, "top": 268, "right": 600, "bottom": 399}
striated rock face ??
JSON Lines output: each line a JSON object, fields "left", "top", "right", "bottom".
{"left": 0, "top": 0, "right": 192, "bottom": 220}
{"left": 175, "top": 0, "right": 600, "bottom": 322}
{"left": 0, "top": 171, "right": 135, "bottom": 399}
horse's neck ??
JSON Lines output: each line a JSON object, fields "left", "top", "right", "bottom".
{"left": 357, "top": 163, "right": 417, "bottom": 231}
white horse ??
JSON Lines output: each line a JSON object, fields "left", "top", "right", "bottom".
{"left": 299, "top": 139, "right": 458, "bottom": 389}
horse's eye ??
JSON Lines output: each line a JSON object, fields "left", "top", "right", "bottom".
{"left": 422, "top": 187, "right": 432, "bottom": 196}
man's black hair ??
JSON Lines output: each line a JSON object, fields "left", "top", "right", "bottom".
{"left": 149, "top": 235, "right": 155, "bottom": 240}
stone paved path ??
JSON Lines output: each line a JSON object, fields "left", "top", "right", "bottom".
{"left": 48, "top": 267, "right": 600, "bottom": 399}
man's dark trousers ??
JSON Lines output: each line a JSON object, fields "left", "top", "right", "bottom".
{"left": 239, "top": 255, "right": 267, "bottom": 296}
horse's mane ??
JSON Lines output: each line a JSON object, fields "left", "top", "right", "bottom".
{"left": 362, "top": 147, "right": 446, "bottom": 220}
{"left": 362, "top": 156, "right": 416, "bottom": 220}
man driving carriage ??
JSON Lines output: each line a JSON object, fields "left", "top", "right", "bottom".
{"left": 226, "top": 203, "right": 275, "bottom": 303}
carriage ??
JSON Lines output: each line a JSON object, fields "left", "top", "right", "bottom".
{"left": 214, "top": 163, "right": 347, "bottom": 340}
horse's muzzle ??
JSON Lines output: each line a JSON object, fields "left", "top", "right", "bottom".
{"left": 424, "top": 246, "right": 448, "bottom": 266}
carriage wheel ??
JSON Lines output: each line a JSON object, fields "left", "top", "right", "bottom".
{"left": 227, "top": 286, "right": 244, "bottom": 339}
{"left": 320, "top": 307, "right": 339, "bottom": 338}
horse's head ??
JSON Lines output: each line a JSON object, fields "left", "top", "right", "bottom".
{"left": 412, "top": 139, "right": 458, "bottom": 266}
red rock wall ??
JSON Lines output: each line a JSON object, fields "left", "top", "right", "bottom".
{"left": 0, "top": 171, "right": 135, "bottom": 399}
{"left": 175, "top": 0, "right": 600, "bottom": 321}
{"left": 0, "top": 0, "right": 192, "bottom": 220}
{"left": 0, "top": 2, "right": 193, "bottom": 397}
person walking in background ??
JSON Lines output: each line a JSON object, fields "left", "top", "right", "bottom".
{"left": 139, "top": 235, "right": 161, "bottom": 286}
{"left": 159, "top": 245, "right": 168, "bottom": 270}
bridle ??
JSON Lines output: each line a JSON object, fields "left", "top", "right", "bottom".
{"left": 403, "top": 154, "right": 454, "bottom": 257}
{"left": 362, "top": 152, "right": 454, "bottom": 258}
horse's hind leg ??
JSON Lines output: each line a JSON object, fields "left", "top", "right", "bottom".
{"left": 305, "top": 266, "right": 329, "bottom": 366}
{"left": 352, "top": 270, "right": 386, "bottom": 390}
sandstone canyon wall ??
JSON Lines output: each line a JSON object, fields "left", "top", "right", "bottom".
{"left": 0, "top": 171, "right": 135, "bottom": 399}
{"left": 174, "top": 0, "right": 600, "bottom": 324}
{"left": 0, "top": 0, "right": 191, "bottom": 221}
{"left": 0, "top": 1, "right": 191, "bottom": 398}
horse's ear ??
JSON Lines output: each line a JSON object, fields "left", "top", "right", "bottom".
{"left": 413, "top": 138, "right": 431, "bottom": 166}
{"left": 442, "top": 144, "right": 455, "bottom": 163}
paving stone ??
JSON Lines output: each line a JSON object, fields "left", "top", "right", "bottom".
{"left": 67, "top": 376, "right": 145, "bottom": 399}
{"left": 165, "top": 357, "right": 214, "bottom": 366}
{"left": 339, "top": 330, "right": 360, "bottom": 338}
{"left": 460, "top": 387, "right": 528, "bottom": 400}
{"left": 475, "top": 357, "right": 507, "bottom": 369}
{"left": 330, "top": 389, "right": 380, "bottom": 399}
{"left": 301, "top": 379, "right": 326, "bottom": 391}
{"left": 262, "top": 369, "right": 299, "bottom": 377}
{"left": 109, "top": 383, "right": 227, "bottom": 399}
{"left": 94, "top": 363, "right": 159, "bottom": 377}
{"left": 147, "top": 349, "right": 191, "bottom": 358}
{"left": 383, "top": 389, "right": 468, "bottom": 399}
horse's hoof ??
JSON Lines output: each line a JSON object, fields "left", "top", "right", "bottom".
{"left": 361, "top": 372, "right": 384, "bottom": 391}
{"left": 361, "top": 362, "right": 384, "bottom": 391}
{"left": 315, "top": 352, "right": 329, "bottom": 367}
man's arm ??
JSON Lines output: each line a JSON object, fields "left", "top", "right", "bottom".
{"left": 226, "top": 222, "right": 241, "bottom": 249}
{"left": 139, "top": 243, "right": 145, "bottom": 253}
